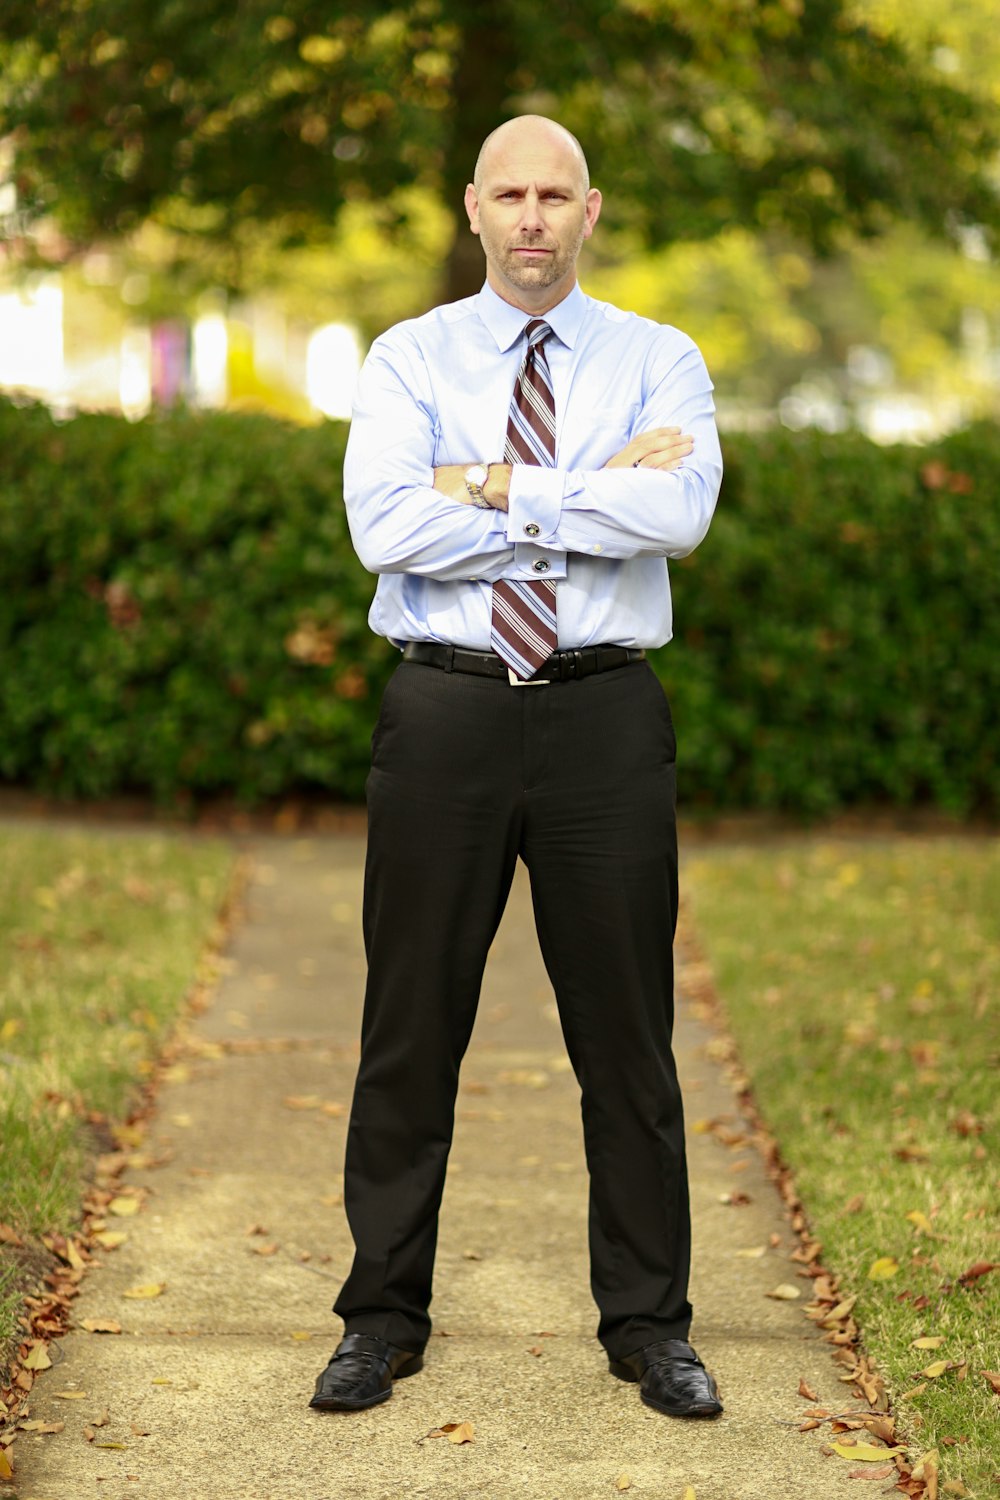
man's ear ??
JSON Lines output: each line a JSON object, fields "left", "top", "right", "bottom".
{"left": 464, "top": 183, "right": 480, "bottom": 235}
{"left": 583, "top": 187, "right": 602, "bottom": 240}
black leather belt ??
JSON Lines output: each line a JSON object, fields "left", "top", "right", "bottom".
{"left": 402, "top": 641, "right": 645, "bottom": 683}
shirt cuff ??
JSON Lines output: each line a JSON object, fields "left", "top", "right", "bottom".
{"left": 506, "top": 464, "right": 564, "bottom": 546}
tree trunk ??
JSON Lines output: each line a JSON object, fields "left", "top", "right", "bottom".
{"left": 438, "top": 11, "right": 518, "bottom": 305}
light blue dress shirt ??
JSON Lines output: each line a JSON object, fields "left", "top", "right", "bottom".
{"left": 344, "top": 281, "right": 723, "bottom": 651}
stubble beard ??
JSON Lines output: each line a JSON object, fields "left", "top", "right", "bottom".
{"left": 481, "top": 225, "right": 586, "bottom": 292}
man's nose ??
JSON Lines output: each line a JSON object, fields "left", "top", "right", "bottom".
{"left": 517, "top": 191, "right": 544, "bottom": 232}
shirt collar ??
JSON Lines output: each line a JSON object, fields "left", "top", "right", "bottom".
{"left": 475, "top": 280, "right": 587, "bottom": 353}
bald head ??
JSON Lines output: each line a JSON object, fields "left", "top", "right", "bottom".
{"left": 473, "top": 115, "right": 590, "bottom": 195}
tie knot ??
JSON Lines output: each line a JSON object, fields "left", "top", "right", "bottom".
{"left": 524, "top": 319, "right": 552, "bottom": 349}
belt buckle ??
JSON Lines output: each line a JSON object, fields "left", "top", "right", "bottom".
{"left": 508, "top": 668, "right": 550, "bottom": 687}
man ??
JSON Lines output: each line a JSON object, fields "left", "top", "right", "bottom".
{"left": 311, "top": 115, "right": 724, "bottom": 1421}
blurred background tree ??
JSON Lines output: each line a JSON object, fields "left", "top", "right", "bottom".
{"left": 1, "top": 0, "right": 998, "bottom": 422}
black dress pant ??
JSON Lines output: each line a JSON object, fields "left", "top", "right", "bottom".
{"left": 332, "top": 658, "right": 693, "bottom": 1361}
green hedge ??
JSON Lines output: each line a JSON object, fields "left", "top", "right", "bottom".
{"left": 1, "top": 398, "right": 997, "bottom": 814}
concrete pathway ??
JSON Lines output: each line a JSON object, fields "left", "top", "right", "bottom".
{"left": 17, "top": 834, "right": 863, "bottom": 1500}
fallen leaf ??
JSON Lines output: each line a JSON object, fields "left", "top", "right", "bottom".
{"left": 798, "top": 1378, "right": 818, "bottom": 1401}
{"left": 23, "top": 1342, "right": 53, "bottom": 1371}
{"left": 735, "top": 1246, "right": 767, "bottom": 1259}
{"left": 150, "top": 1378, "right": 172, "bottom": 1385}
{"left": 123, "top": 1283, "right": 166, "bottom": 1300}
{"left": 462, "top": 1249, "right": 482, "bottom": 1261}
{"left": 283, "top": 1095, "right": 322, "bottom": 1111}
{"left": 843, "top": 1194, "right": 865, "bottom": 1214}
{"left": 107, "top": 1197, "right": 140, "bottom": 1218}
{"left": 80, "top": 1319, "right": 122, "bottom": 1334}
{"left": 906, "top": 1211, "right": 940, "bottom": 1238}
{"left": 911, "top": 1337, "right": 945, "bottom": 1350}
{"left": 18, "top": 1420, "right": 65, "bottom": 1434}
{"left": 719, "top": 1191, "right": 751, "bottom": 1206}
{"left": 846, "top": 1464, "right": 895, "bottom": 1481}
{"left": 979, "top": 1370, "right": 1000, "bottom": 1395}
{"left": 919, "top": 1360, "right": 951, "bottom": 1379}
{"left": 942, "top": 1482, "right": 970, "bottom": 1496}
{"left": 958, "top": 1261, "right": 997, "bottom": 1286}
{"left": 92, "top": 1231, "right": 128, "bottom": 1249}
{"left": 252, "top": 1242, "right": 279, "bottom": 1257}
{"left": 616, "top": 1476, "right": 631, "bottom": 1492}
{"left": 130, "top": 1422, "right": 151, "bottom": 1437}
{"left": 868, "top": 1257, "right": 899, "bottom": 1280}
{"left": 90, "top": 1409, "right": 110, "bottom": 1428}
{"left": 912, "top": 1448, "right": 940, "bottom": 1500}
{"left": 291, "top": 1331, "right": 313, "bottom": 1342}
{"left": 95, "top": 1442, "right": 128, "bottom": 1450}
{"left": 426, "top": 1420, "right": 475, "bottom": 1444}
{"left": 899, "top": 1383, "right": 928, "bottom": 1402}
{"left": 680, "top": 1489, "right": 696, "bottom": 1500}
{"left": 527, "top": 1346, "right": 544, "bottom": 1357}
{"left": 766, "top": 1284, "right": 801, "bottom": 1301}
{"left": 0, "top": 1222, "right": 24, "bottom": 1247}
{"left": 54, "top": 1390, "right": 88, "bottom": 1400}
{"left": 831, "top": 1441, "right": 906, "bottom": 1462}
{"left": 0, "top": 1448, "right": 13, "bottom": 1481}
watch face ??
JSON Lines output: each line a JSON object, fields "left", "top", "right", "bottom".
{"left": 466, "top": 464, "right": 488, "bottom": 486}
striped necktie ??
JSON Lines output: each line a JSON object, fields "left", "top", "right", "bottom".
{"left": 490, "top": 319, "right": 558, "bottom": 679}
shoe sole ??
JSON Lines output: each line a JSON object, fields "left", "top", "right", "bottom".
{"left": 309, "top": 1353, "right": 424, "bottom": 1412}
{"left": 608, "top": 1359, "right": 723, "bottom": 1419}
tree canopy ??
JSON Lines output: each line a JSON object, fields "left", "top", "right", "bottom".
{"left": 2, "top": 0, "right": 998, "bottom": 306}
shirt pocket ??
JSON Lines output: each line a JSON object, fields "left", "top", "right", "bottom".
{"left": 569, "top": 402, "right": 640, "bottom": 467}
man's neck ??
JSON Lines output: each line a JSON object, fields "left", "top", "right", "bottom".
{"left": 486, "top": 268, "right": 578, "bottom": 316}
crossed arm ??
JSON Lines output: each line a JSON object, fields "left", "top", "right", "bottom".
{"left": 433, "top": 427, "right": 695, "bottom": 510}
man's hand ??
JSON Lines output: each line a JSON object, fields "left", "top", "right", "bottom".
{"left": 604, "top": 427, "right": 694, "bottom": 471}
{"left": 434, "top": 463, "right": 511, "bottom": 512}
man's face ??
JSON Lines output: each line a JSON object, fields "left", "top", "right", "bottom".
{"left": 465, "top": 125, "right": 602, "bottom": 311}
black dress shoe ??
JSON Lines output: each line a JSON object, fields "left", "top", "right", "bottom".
{"left": 609, "top": 1338, "right": 723, "bottom": 1418}
{"left": 309, "top": 1333, "right": 424, "bottom": 1411}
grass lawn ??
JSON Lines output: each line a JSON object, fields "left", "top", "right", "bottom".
{"left": 0, "top": 822, "right": 233, "bottom": 1355}
{"left": 686, "top": 835, "right": 999, "bottom": 1499}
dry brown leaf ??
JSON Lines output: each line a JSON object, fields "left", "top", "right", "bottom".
{"left": 980, "top": 1370, "right": 1000, "bottom": 1395}
{"left": 766, "top": 1284, "right": 801, "bottom": 1300}
{"left": 426, "top": 1420, "right": 475, "bottom": 1444}
{"left": 123, "top": 1282, "right": 166, "bottom": 1300}
{"left": 462, "top": 1249, "right": 482, "bottom": 1261}
{"left": 958, "top": 1261, "right": 998, "bottom": 1286}
{"left": 799, "top": 1419, "right": 823, "bottom": 1432}
{"left": 843, "top": 1194, "right": 865, "bottom": 1214}
{"left": 616, "top": 1476, "right": 631, "bottom": 1492}
{"left": 0, "top": 1222, "right": 24, "bottom": 1247}
{"left": 19, "top": 1420, "right": 65, "bottom": 1435}
{"left": 252, "top": 1242, "right": 279, "bottom": 1257}
{"left": 846, "top": 1464, "right": 895, "bottom": 1481}
{"left": 90, "top": 1409, "right": 110, "bottom": 1428}
{"left": 798, "top": 1378, "right": 818, "bottom": 1402}
{"left": 0, "top": 1448, "right": 13, "bottom": 1481}
{"left": 899, "top": 1383, "right": 928, "bottom": 1402}
{"left": 130, "top": 1422, "right": 151, "bottom": 1437}
{"left": 80, "top": 1319, "right": 122, "bottom": 1334}
{"left": 527, "top": 1346, "right": 544, "bottom": 1357}
{"left": 942, "top": 1481, "right": 970, "bottom": 1496}
{"left": 23, "top": 1342, "right": 53, "bottom": 1371}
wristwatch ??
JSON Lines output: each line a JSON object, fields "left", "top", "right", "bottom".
{"left": 464, "top": 463, "right": 492, "bottom": 508}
